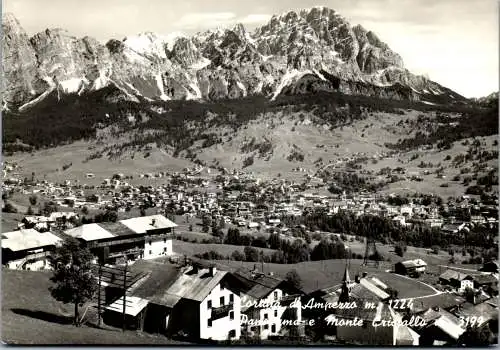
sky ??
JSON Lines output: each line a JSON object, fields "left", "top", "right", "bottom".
{"left": 3, "top": 0, "right": 498, "bottom": 98}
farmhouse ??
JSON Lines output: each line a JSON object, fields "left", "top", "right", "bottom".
{"left": 64, "top": 214, "right": 176, "bottom": 264}
{"left": 394, "top": 259, "right": 427, "bottom": 276}
{"left": 103, "top": 262, "right": 242, "bottom": 341}
{"left": 2, "top": 229, "right": 62, "bottom": 270}
{"left": 232, "top": 268, "right": 304, "bottom": 340}
{"left": 439, "top": 270, "right": 474, "bottom": 292}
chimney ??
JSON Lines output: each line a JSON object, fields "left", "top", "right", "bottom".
{"left": 354, "top": 274, "right": 360, "bottom": 283}
{"left": 151, "top": 219, "right": 156, "bottom": 227}
{"left": 191, "top": 264, "right": 199, "bottom": 274}
{"left": 362, "top": 272, "right": 368, "bottom": 278}
{"left": 268, "top": 271, "right": 274, "bottom": 276}
{"left": 209, "top": 266, "right": 217, "bottom": 276}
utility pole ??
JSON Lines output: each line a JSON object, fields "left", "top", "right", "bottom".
{"left": 97, "top": 264, "right": 102, "bottom": 327}
{"left": 122, "top": 258, "right": 128, "bottom": 332}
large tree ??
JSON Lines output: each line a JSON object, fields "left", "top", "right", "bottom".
{"left": 48, "top": 238, "right": 97, "bottom": 326}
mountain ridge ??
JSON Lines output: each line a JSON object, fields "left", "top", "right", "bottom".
{"left": 2, "top": 7, "right": 468, "bottom": 110}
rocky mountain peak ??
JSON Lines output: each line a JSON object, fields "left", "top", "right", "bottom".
{"left": 2, "top": 10, "right": 467, "bottom": 110}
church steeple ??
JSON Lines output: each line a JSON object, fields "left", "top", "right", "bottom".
{"left": 339, "top": 264, "right": 351, "bottom": 303}
{"left": 342, "top": 264, "right": 351, "bottom": 284}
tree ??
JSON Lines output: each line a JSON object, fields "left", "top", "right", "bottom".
{"left": 140, "top": 207, "right": 146, "bottom": 217}
{"left": 285, "top": 269, "right": 302, "bottom": 290}
{"left": 29, "top": 195, "right": 38, "bottom": 206}
{"left": 48, "top": 238, "right": 97, "bottom": 326}
{"left": 43, "top": 201, "right": 58, "bottom": 216}
{"left": 81, "top": 206, "right": 89, "bottom": 215}
{"left": 244, "top": 246, "right": 259, "bottom": 262}
{"left": 2, "top": 202, "right": 17, "bottom": 213}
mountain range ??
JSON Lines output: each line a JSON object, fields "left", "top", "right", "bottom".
{"left": 2, "top": 6, "right": 469, "bottom": 111}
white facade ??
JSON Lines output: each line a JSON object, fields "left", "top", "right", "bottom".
{"left": 199, "top": 282, "right": 241, "bottom": 341}
{"left": 143, "top": 236, "right": 173, "bottom": 260}
{"left": 460, "top": 279, "right": 474, "bottom": 293}
{"left": 241, "top": 288, "right": 302, "bottom": 339}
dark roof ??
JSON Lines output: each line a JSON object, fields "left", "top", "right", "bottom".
{"left": 129, "top": 261, "right": 184, "bottom": 301}
{"left": 472, "top": 274, "right": 498, "bottom": 285}
{"left": 439, "top": 269, "right": 472, "bottom": 281}
{"left": 98, "top": 222, "right": 137, "bottom": 237}
{"left": 232, "top": 269, "right": 289, "bottom": 299}
{"left": 412, "top": 293, "right": 466, "bottom": 314}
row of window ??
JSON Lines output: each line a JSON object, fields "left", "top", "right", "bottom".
{"left": 262, "top": 310, "right": 278, "bottom": 319}
{"left": 207, "top": 294, "right": 234, "bottom": 309}
{"left": 207, "top": 311, "right": 234, "bottom": 327}
{"left": 146, "top": 247, "right": 168, "bottom": 255}
{"left": 148, "top": 238, "right": 168, "bottom": 245}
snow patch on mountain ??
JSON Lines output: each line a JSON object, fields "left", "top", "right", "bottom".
{"left": 272, "top": 69, "right": 312, "bottom": 100}
{"left": 189, "top": 57, "right": 211, "bottom": 70}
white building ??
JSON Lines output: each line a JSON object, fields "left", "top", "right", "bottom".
{"left": 2, "top": 229, "right": 62, "bottom": 270}
{"left": 233, "top": 269, "right": 303, "bottom": 339}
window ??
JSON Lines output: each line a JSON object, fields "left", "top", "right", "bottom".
{"left": 149, "top": 240, "right": 152, "bottom": 245}
{"left": 207, "top": 300, "right": 212, "bottom": 309}
{"left": 274, "top": 310, "right": 278, "bottom": 317}
{"left": 263, "top": 324, "right": 269, "bottom": 330}
{"left": 220, "top": 296, "right": 224, "bottom": 306}
{"left": 229, "top": 311, "right": 234, "bottom": 320}
{"left": 229, "top": 294, "right": 234, "bottom": 303}
{"left": 264, "top": 313, "right": 268, "bottom": 320}
{"left": 229, "top": 329, "right": 236, "bottom": 338}
{"left": 163, "top": 238, "right": 166, "bottom": 243}
{"left": 273, "top": 291, "right": 278, "bottom": 299}
{"left": 163, "top": 247, "right": 167, "bottom": 253}
{"left": 149, "top": 250, "right": 152, "bottom": 255}
{"left": 271, "top": 324, "right": 276, "bottom": 333}
{"left": 207, "top": 318, "right": 212, "bottom": 327}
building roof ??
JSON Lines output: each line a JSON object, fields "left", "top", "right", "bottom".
{"left": 232, "top": 269, "right": 287, "bottom": 300}
{"left": 398, "top": 259, "right": 427, "bottom": 268}
{"left": 141, "top": 265, "right": 228, "bottom": 307}
{"left": 454, "top": 302, "right": 497, "bottom": 324}
{"left": 472, "top": 273, "right": 498, "bottom": 285}
{"left": 412, "top": 292, "right": 466, "bottom": 314}
{"left": 432, "top": 314, "right": 465, "bottom": 340}
{"left": 98, "top": 222, "right": 137, "bottom": 237}
{"left": 120, "top": 214, "right": 177, "bottom": 234}
{"left": 358, "top": 278, "right": 390, "bottom": 300}
{"left": 129, "top": 261, "right": 184, "bottom": 305}
{"left": 331, "top": 300, "right": 392, "bottom": 322}
{"left": 105, "top": 296, "right": 149, "bottom": 317}
{"left": 439, "top": 269, "right": 472, "bottom": 282}
{"left": 2, "top": 229, "right": 62, "bottom": 252}
{"left": 64, "top": 223, "right": 115, "bottom": 241}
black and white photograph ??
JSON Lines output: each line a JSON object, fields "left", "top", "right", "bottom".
{"left": 1, "top": 0, "right": 499, "bottom": 346}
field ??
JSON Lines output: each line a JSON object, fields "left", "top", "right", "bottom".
{"left": 203, "top": 258, "right": 437, "bottom": 298}
{"left": 172, "top": 240, "right": 277, "bottom": 257}
{"left": 1, "top": 270, "right": 186, "bottom": 345}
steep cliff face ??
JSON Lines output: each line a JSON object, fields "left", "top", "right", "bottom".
{"left": 2, "top": 13, "right": 41, "bottom": 106}
{"left": 2, "top": 7, "right": 467, "bottom": 110}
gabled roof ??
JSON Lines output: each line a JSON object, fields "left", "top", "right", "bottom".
{"left": 412, "top": 293, "right": 466, "bottom": 314}
{"left": 439, "top": 269, "right": 472, "bottom": 281}
{"left": 166, "top": 266, "right": 227, "bottom": 302}
{"left": 105, "top": 296, "right": 148, "bottom": 317}
{"left": 232, "top": 269, "right": 288, "bottom": 300}
{"left": 432, "top": 315, "right": 465, "bottom": 340}
{"left": 2, "top": 229, "right": 62, "bottom": 252}
{"left": 64, "top": 223, "right": 114, "bottom": 241}
{"left": 120, "top": 214, "right": 177, "bottom": 234}
{"left": 98, "top": 222, "right": 137, "bottom": 237}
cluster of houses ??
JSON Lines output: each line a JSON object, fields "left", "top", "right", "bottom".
{"left": 2, "top": 214, "right": 177, "bottom": 270}
{"left": 96, "top": 259, "right": 498, "bottom": 345}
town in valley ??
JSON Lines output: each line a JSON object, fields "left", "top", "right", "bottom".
{"left": 1, "top": 0, "right": 498, "bottom": 347}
